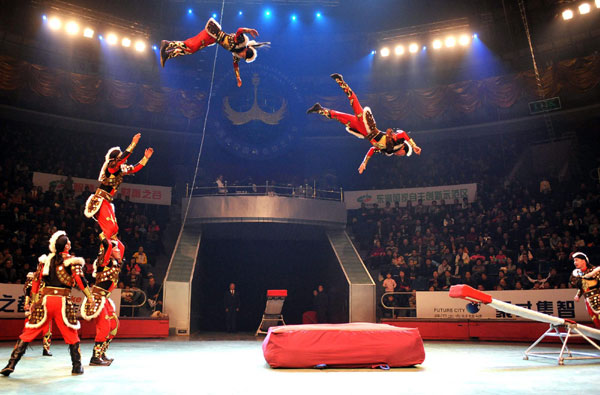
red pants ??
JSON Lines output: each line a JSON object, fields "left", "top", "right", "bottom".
{"left": 20, "top": 296, "right": 80, "bottom": 344}
{"left": 184, "top": 29, "right": 217, "bottom": 53}
{"left": 94, "top": 300, "right": 119, "bottom": 342}
{"left": 329, "top": 89, "right": 368, "bottom": 137}
{"left": 95, "top": 200, "right": 125, "bottom": 264}
{"left": 585, "top": 300, "right": 600, "bottom": 328}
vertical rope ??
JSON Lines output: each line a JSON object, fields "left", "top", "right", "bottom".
{"left": 517, "top": 0, "right": 555, "bottom": 139}
{"left": 180, "top": 0, "right": 227, "bottom": 227}
{"left": 158, "top": 0, "right": 226, "bottom": 311}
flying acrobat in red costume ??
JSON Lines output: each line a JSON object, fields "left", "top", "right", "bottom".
{"left": 160, "top": 17, "right": 270, "bottom": 87}
{"left": 307, "top": 74, "right": 422, "bottom": 174}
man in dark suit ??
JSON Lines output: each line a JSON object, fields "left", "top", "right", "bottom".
{"left": 224, "top": 283, "right": 240, "bottom": 332}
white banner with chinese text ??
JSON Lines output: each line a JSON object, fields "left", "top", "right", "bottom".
{"left": 33, "top": 172, "right": 171, "bottom": 206}
{"left": 0, "top": 283, "right": 121, "bottom": 318}
{"left": 416, "top": 289, "right": 588, "bottom": 321}
{"left": 344, "top": 183, "right": 477, "bottom": 210}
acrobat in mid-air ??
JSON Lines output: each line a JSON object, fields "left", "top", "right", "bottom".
{"left": 307, "top": 74, "right": 421, "bottom": 174}
{"left": 160, "top": 17, "right": 270, "bottom": 87}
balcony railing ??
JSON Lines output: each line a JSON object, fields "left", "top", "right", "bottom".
{"left": 186, "top": 182, "right": 344, "bottom": 202}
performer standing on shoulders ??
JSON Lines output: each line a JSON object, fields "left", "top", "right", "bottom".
{"left": 307, "top": 74, "right": 421, "bottom": 174}
{"left": 1, "top": 231, "right": 92, "bottom": 376}
{"left": 84, "top": 133, "right": 153, "bottom": 266}
{"left": 160, "top": 17, "right": 270, "bottom": 87}
{"left": 82, "top": 241, "right": 122, "bottom": 366}
{"left": 571, "top": 252, "right": 600, "bottom": 328}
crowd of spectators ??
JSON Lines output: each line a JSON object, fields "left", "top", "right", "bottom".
{"left": 0, "top": 121, "right": 169, "bottom": 315}
{"left": 349, "top": 177, "right": 600, "bottom": 317}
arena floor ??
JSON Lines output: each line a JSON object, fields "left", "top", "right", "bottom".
{"left": 1, "top": 333, "right": 598, "bottom": 394}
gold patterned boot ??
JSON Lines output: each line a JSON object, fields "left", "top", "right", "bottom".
{"left": 330, "top": 73, "right": 353, "bottom": 98}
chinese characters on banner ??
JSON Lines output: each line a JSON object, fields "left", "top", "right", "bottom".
{"left": 416, "top": 289, "right": 587, "bottom": 321}
{"left": 343, "top": 183, "right": 477, "bottom": 210}
{"left": 0, "top": 284, "right": 121, "bottom": 318}
{"left": 32, "top": 172, "right": 171, "bottom": 206}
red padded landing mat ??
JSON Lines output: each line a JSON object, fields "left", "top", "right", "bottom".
{"left": 262, "top": 323, "right": 425, "bottom": 368}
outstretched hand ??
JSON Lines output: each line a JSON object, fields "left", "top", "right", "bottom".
{"left": 237, "top": 78, "right": 242, "bottom": 88}
{"left": 132, "top": 133, "right": 141, "bottom": 144}
{"left": 145, "top": 148, "right": 154, "bottom": 158}
{"left": 358, "top": 163, "right": 367, "bottom": 174}
{"left": 414, "top": 146, "right": 422, "bottom": 155}
{"left": 246, "top": 28, "right": 259, "bottom": 38}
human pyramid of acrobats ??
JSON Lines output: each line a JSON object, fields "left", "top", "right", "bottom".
{"left": 1, "top": 133, "right": 153, "bottom": 376}
{"left": 3, "top": 15, "right": 599, "bottom": 377}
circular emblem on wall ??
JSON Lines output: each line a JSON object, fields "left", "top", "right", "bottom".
{"left": 210, "top": 64, "right": 302, "bottom": 160}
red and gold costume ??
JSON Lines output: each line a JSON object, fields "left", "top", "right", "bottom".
{"left": 160, "top": 18, "right": 269, "bottom": 87}
{"left": 23, "top": 271, "right": 53, "bottom": 356}
{"left": 571, "top": 252, "right": 600, "bottom": 328}
{"left": 82, "top": 249, "right": 121, "bottom": 366}
{"left": 1, "top": 231, "right": 91, "bottom": 376}
{"left": 307, "top": 74, "right": 421, "bottom": 173}
{"left": 84, "top": 133, "right": 152, "bottom": 265}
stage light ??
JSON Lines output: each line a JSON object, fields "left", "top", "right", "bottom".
{"left": 579, "top": 3, "right": 591, "bottom": 14}
{"left": 408, "top": 43, "right": 419, "bottom": 53}
{"left": 562, "top": 9, "right": 574, "bottom": 20}
{"left": 265, "top": 10, "right": 271, "bottom": 17}
{"left": 152, "top": 45, "right": 157, "bottom": 50}
{"left": 48, "top": 17, "right": 62, "bottom": 31}
{"left": 42, "top": 15, "right": 47, "bottom": 21}
{"left": 596, "top": 0, "right": 600, "bottom": 8}
{"left": 135, "top": 40, "right": 146, "bottom": 52}
{"left": 394, "top": 45, "right": 404, "bottom": 55}
{"left": 458, "top": 34, "right": 470, "bottom": 46}
{"left": 98, "top": 35, "right": 103, "bottom": 41}
{"left": 106, "top": 33, "right": 118, "bottom": 45}
{"left": 316, "top": 12, "right": 322, "bottom": 18}
{"left": 188, "top": 9, "right": 193, "bottom": 15}
{"left": 473, "top": 33, "right": 478, "bottom": 39}
{"left": 291, "top": 14, "right": 297, "bottom": 21}
{"left": 83, "top": 27, "right": 94, "bottom": 38}
{"left": 432, "top": 39, "right": 442, "bottom": 50}
{"left": 370, "top": 50, "right": 376, "bottom": 55}
{"left": 380, "top": 47, "right": 390, "bottom": 57}
{"left": 212, "top": 13, "right": 218, "bottom": 19}
{"left": 238, "top": 11, "right": 243, "bottom": 16}
{"left": 65, "top": 21, "right": 79, "bottom": 36}
{"left": 122, "top": 37, "right": 131, "bottom": 47}
{"left": 445, "top": 36, "right": 456, "bottom": 47}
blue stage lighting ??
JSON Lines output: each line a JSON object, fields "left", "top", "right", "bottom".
{"left": 238, "top": 11, "right": 243, "bottom": 16}
{"left": 316, "top": 12, "right": 322, "bottom": 18}
{"left": 265, "top": 10, "right": 271, "bottom": 17}
{"left": 291, "top": 14, "right": 297, "bottom": 21}
{"left": 473, "top": 33, "right": 478, "bottom": 39}
{"left": 152, "top": 45, "right": 157, "bottom": 50}
{"left": 212, "top": 13, "right": 217, "bottom": 19}
{"left": 98, "top": 35, "right": 103, "bottom": 41}
{"left": 371, "top": 50, "right": 376, "bottom": 55}
{"left": 42, "top": 14, "right": 47, "bottom": 21}
{"left": 188, "top": 9, "right": 193, "bottom": 15}
{"left": 422, "top": 46, "right": 427, "bottom": 51}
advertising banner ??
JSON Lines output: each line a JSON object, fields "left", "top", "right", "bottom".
{"left": 344, "top": 183, "right": 477, "bottom": 210}
{"left": 416, "top": 289, "right": 587, "bottom": 321}
{"left": 33, "top": 172, "right": 171, "bottom": 206}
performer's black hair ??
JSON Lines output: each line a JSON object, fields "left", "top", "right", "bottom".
{"left": 245, "top": 47, "right": 255, "bottom": 60}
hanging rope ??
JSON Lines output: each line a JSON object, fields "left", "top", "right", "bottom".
{"left": 517, "top": 0, "right": 555, "bottom": 139}
{"left": 155, "top": 0, "right": 226, "bottom": 313}
{"left": 181, "top": 0, "right": 226, "bottom": 226}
